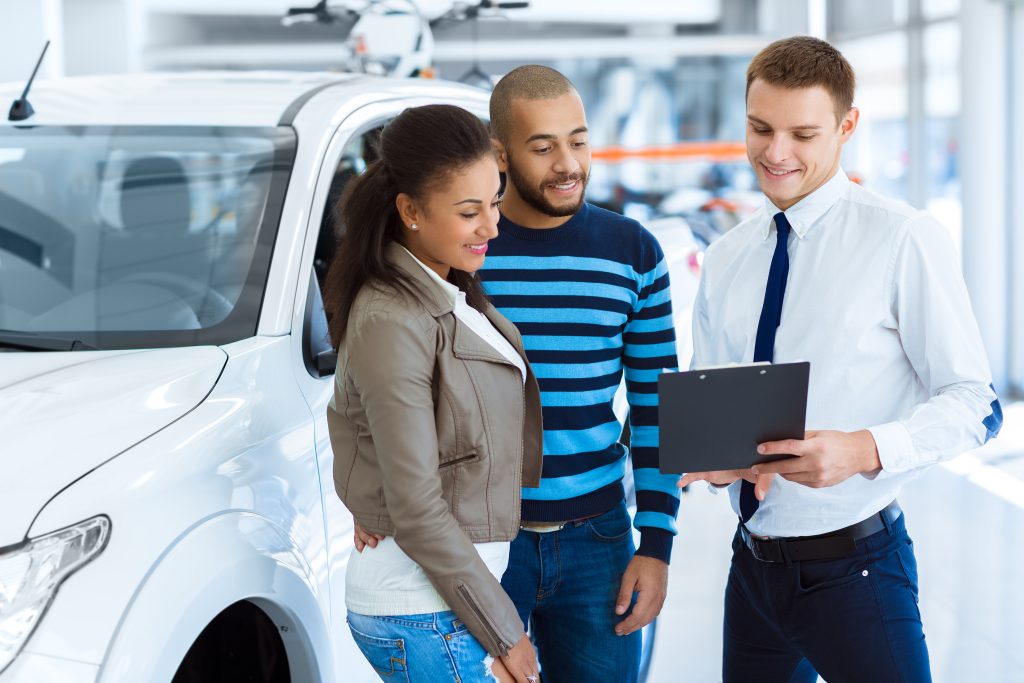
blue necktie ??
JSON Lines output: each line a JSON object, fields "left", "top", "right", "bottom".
{"left": 740, "top": 212, "right": 792, "bottom": 523}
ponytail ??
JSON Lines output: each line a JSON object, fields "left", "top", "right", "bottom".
{"left": 323, "top": 160, "right": 411, "bottom": 345}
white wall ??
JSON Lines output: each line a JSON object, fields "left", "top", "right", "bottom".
{"left": 0, "top": 0, "right": 64, "bottom": 84}
{"left": 62, "top": 0, "right": 135, "bottom": 76}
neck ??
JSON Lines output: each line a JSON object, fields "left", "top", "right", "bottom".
{"left": 398, "top": 240, "right": 450, "bottom": 281}
{"left": 499, "top": 187, "right": 576, "bottom": 229}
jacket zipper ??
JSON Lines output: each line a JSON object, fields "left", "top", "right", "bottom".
{"left": 457, "top": 584, "right": 511, "bottom": 656}
{"left": 438, "top": 453, "right": 476, "bottom": 469}
{"left": 514, "top": 381, "right": 525, "bottom": 518}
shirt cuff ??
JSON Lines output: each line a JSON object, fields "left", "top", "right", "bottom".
{"left": 866, "top": 421, "right": 916, "bottom": 476}
{"left": 706, "top": 481, "right": 730, "bottom": 494}
{"left": 635, "top": 527, "right": 674, "bottom": 565}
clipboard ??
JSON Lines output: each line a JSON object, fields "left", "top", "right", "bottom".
{"left": 657, "top": 361, "right": 810, "bottom": 474}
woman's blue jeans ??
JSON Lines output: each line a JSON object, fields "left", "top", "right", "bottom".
{"left": 347, "top": 610, "right": 498, "bottom": 682}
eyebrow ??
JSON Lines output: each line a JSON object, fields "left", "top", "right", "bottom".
{"left": 747, "top": 115, "right": 822, "bottom": 131}
{"left": 524, "top": 126, "right": 589, "bottom": 144}
{"left": 454, "top": 189, "right": 503, "bottom": 206}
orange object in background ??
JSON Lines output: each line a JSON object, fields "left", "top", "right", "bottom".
{"left": 592, "top": 141, "right": 747, "bottom": 163}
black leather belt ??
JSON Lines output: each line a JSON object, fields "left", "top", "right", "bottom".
{"left": 739, "top": 501, "right": 902, "bottom": 563}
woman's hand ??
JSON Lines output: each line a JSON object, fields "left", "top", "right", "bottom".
{"left": 353, "top": 519, "right": 385, "bottom": 552}
{"left": 499, "top": 633, "right": 540, "bottom": 683}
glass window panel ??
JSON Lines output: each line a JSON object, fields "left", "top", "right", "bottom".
{"left": 923, "top": 0, "right": 960, "bottom": 20}
{"left": 837, "top": 32, "right": 910, "bottom": 200}
{"left": 828, "top": 0, "right": 907, "bottom": 35}
{"left": 0, "top": 126, "right": 296, "bottom": 349}
{"left": 924, "top": 20, "right": 962, "bottom": 250}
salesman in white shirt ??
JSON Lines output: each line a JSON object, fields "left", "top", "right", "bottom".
{"left": 677, "top": 36, "right": 1003, "bottom": 683}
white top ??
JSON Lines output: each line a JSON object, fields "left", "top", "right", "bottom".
{"left": 693, "top": 169, "right": 999, "bottom": 537}
{"left": 345, "top": 246, "right": 526, "bottom": 616}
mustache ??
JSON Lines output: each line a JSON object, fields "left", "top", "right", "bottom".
{"left": 544, "top": 173, "right": 585, "bottom": 185}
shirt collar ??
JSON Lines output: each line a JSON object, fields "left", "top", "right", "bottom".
{"left": 397, "top": 244, "right": 461, "bottom": 308}
{"left": 758, "top": 169, "right": 850, "bottom": 241}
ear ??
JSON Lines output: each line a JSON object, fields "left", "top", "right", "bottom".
{"left": 839, "top": 107, "right": 860, "bottom": 142}
{"left": 492, "top": 138, "right": 509, "bottom": 173}
{"left": 395, "top": 192, "right": 420, "bottom": 229}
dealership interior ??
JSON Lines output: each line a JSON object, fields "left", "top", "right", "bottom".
{"left": 2, "top": 1, "right": 1023, "bottom": 682}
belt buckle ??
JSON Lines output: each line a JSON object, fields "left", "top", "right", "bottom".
{"left": 745, "top": 530, "right": 778, "bottom": 563}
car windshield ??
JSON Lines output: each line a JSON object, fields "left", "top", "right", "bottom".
{"left": 0, "top": 125, "right": 296, "bottom": 350}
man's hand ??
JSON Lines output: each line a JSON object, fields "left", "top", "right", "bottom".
{"left": 613, "top": 555, "right": 668, "bottom": 636}
{"left": 353, "top": 519, "right": 385, "bottom": 552}
{"left": 751, "top": 430, "right": 881, "bottom": 488}
{"left": 676, "top": 469, "right": 776, "bottom": 501}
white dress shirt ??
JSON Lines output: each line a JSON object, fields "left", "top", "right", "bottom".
{"left": 346, "top": 246, "right": 526, "bottom": 616}
{"left": 692, "top": 169, "right": 1000, "bottom": 537}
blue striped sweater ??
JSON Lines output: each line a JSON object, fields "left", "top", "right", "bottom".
{"left": 479, "top": 203, "right": 681, "bottom": 563}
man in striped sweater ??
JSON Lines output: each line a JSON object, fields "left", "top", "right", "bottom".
{"left": 481, "top": 65, "right": 680, "bottom": 682}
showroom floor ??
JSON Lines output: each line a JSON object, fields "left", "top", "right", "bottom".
{"left": 648, "top": 401, "right": 1024, "bottom": 683}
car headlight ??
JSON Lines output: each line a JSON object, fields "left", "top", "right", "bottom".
{"left": 0, "top": 516, "right": 110, "bottom": 674}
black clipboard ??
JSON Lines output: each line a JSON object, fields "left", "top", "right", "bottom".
{"left": 657, "top": 361, "right": 810, "bottom": 474}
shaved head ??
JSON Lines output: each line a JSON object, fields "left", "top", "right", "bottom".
{"left": 490, "top": 65, "right": 576, "bottom": 144}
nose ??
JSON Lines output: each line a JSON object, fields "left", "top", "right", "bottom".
{"left": 551, "top": 144, "right": 580, "bottom": 175}
{"left": 764, "top": 134, "right": 790, "bottom": 165}
{"left": 479, "top": 203, "right": 500, "bottom": 239}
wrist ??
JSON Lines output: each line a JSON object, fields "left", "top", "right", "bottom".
{"left": 855, "top": 429, "right": 882, "bottom": 473}
{"left": 636, "top": 527, "right": 674, "bottom": 565}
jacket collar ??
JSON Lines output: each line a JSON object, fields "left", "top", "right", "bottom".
{"left": 385, "top": 241, "right": 453, "bottom": 317}
{"left": 385, "top": 241, "right": 529, "bottom": 363}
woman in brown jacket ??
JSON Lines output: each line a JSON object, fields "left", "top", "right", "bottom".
{"left": 323, "top": 104, "right": 543, "bottom": 683}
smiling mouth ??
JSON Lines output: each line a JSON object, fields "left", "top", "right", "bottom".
{"left": 464, "top": 243, "right": 488, "bottom": 255}
{"left": 547, "top": 178, "right": 580, "bottom": 193}
{"left": 762, "top": 163, "right": 799, "bottom": 178}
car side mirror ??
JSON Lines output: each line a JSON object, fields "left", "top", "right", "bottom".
{"left": 304, "top": 271, "right": 336, "bottom": 378}
{"left": 316, "top": 349, "right": 338, "bottom": 378}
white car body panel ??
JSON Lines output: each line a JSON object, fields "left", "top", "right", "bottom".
{"left": 0, "top": 73, "right": 356, "bottom": 128}
{"left": 1, "top": 652, "right": 98, "bottom": 682}
{"left": 0, "top": 347, "right": 226, "bottom": 547}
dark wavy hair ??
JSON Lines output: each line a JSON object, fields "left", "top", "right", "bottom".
{"left": 323, "top": 104, "right": 494, "bottom": 346}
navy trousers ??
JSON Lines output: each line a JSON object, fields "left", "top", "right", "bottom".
{"left": 723, "top": 512, "right": 932, "bottom": 683}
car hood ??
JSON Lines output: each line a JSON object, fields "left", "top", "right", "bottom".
{"left": 0, "top": 347, "right": 227, "bottom": 547}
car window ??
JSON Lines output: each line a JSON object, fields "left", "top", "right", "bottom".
{"left": 304, "top": 125, "right": 384, "bottom": 377}
{"left": 0, "top": 126, "right": 296, "bottom": 349}
{"left": 312, "top": 127, "right": 381, "bottom": 291}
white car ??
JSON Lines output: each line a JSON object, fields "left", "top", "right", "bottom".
{"left": 0, "top": 71, "right": 491, "bottom": 683}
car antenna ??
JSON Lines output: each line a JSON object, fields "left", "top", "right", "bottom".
{"left": 8, "top": 40, "right": 50, "bottom": 122}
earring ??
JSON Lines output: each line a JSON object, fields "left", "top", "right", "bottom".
{"left": 409, "top": 223, "right": 419, "bottom": 231}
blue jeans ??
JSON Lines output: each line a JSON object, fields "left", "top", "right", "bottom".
{"left": 723, "top": 512, "right": 931, "bottom": 683}
{"left": 500, "top": 501, "right": 641, "bottom": 683}
{"left": 347, "top": 610, "right": 497, "bottom": 682}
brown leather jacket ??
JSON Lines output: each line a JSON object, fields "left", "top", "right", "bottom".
{"left": 327, "top": 243, "right": 543, "bottom": 657}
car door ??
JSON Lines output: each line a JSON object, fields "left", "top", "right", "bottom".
{"left": 289, "top": 93, "right": 488, "bottom": 682}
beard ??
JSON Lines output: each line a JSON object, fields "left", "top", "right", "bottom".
{"left": 505, "top": 159, "right": 588, "bottom": 218}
